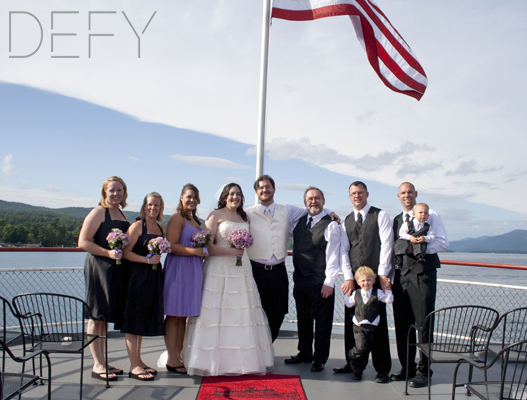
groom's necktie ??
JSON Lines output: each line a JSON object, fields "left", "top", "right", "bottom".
{"left": 264, "top": 207, "right": 272, "bottom": 222}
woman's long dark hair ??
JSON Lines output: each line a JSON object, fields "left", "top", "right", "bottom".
{"left": 176, "top": 183, "right": 201, "bottom": 226}
{"left": 217, "top": 183, "right": 248, "bottom": 222}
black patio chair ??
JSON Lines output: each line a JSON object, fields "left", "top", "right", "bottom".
{"left": 405, "top": 305, "right": 500, "bottom": 399}
{"left": 0, "top": 338, "right": 51, "bottom": 400}
{"left": 451, "top": 339, "right": 527, "bottom": 400}
{"left": 1, "top": 297, "right": 22, "bottom": 372}
{"left": 12, "top": 293, "right": 106, "bottom": 400}
{"left": 488, "top": 307, "right": 527, "bottom": 361}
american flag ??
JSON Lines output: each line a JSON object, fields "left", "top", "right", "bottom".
{"left": 272, "top": 0, "right": 428, "bottom": 100}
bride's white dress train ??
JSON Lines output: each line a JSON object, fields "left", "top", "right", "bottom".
{"left": 181, "top": 221, "right": 275, "bottom": 376}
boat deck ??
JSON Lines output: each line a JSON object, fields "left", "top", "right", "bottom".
{"left": 3, "top": 330, "right": 493, "bottom": 400}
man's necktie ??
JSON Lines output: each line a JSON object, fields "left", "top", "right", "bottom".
{"left": 406, "top": 213, "right": 415, "bottom": 235}
{"left": 357, "top": 213, "right": 363, "bottom": 226}
{"left": 308, "top": 217, "right": 313, "bottom": 229}
{"left": 264, "top": 207, "right": 272, "bottom": 222}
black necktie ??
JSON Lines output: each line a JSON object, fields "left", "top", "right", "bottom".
{"left": 308, "top": 217, "right": 313, "bottom": 229}
{"left": 406, "top": 214, "right": 415, "bottom": 235}
{"left": 357, "top": 213, "right": 363, "bottom": 226}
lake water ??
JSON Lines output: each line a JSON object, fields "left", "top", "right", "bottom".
{"left": 1, "top": 251, "right": 526, "bottom": 286}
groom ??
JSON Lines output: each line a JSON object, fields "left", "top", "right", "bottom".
{"left": 246, "top": 175, "right": 338, "bottom": 342}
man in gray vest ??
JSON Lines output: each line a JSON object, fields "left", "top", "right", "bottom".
{"left": 246, "top": 175, "right": 338, "bottom": 342}
{"left": 335, "top": 181, "right": 393, "bottom": 383}
{"left": 284, "top": 187, "right": 341, "bottom": 373}
{"left": 390, "top": 182, "right": 449, "bottom": 388}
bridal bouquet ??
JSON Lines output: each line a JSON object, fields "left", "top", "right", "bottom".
{"left": 191, "top": 230, "right": 212, "bottom": 260}
{"left": 147, "top": 237, "right": 172, "bottom": 271}
{"left": 227, "top": 229, "right": 253, "bottom": 266}
{"left": 106, "top": 228, "right": 131, "bottom": 265}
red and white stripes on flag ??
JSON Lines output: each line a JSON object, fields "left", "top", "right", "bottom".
{"left": 272, "top": 0, "right": 428, "bottom": 100}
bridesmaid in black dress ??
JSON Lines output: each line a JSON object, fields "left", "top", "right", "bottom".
{"left": 78, "top": 176, "right": 130, "bottom": 381}
{"left": 122, "top": 192, "right": 166, "bottom": 381}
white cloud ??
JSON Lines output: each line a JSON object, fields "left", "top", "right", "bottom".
{"left": 1, "top": 0, "right": 527, "bottom": 216}
{"left": 2, "top": 155, "right": 17, "bottom": 178}
{"left": 19, "top": 180, "right": 35, "bottom": 189}
{"left": 170, "top": 154, "right": 249, "bottom": 169}
{"left": 277, "top": 183, "right": 310, "bottom": 192}
{"left": 45, "top": 185, "right": 61, "bottom": 193}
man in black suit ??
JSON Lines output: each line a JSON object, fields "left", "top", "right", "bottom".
{"left": 284, "top": 187, "right": 341, "bottom": 373}
{"left": 390, "top": 182, "right": 449, "bottom": 388}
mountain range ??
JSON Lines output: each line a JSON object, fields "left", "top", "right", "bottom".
{"left": 1, "top": 200, "right": 526, "bottom": 252}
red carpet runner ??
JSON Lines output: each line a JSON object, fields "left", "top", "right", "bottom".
{"left": 197, "top": 374, "right": 307, "bottom": 399}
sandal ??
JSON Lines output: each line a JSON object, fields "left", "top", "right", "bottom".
{"left": 108, "top": 366, "right": 124, "bottom": 375}
{"left": 143, "top": 366, "right": 157, "bottom": 375}
{"left": 91, "top": 371, "right": 118, "bottom": 381}
{"left": 166, "top": 364, "right": 187, "bottom": 374}
{"left": 129, "top": 371, "right": 155, "bottom": 381}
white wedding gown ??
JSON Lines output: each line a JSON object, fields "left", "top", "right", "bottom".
{"left": 181, "top": 221, "right": 275, "bottom": 376}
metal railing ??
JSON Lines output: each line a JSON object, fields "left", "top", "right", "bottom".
{"left": 1, "top": 265, "right": 526, "bottom": 341}
{"left": 1, "top": 248, "right": 526, "bottom": 337}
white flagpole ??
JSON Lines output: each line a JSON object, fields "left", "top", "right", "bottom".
{"left": 255, "top": 0, "right": 272, "bottom": 205}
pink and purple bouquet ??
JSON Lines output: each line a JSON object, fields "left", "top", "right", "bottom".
{"left": 147, "top": 237, "right": 172, "bottom": 271}
{"left": 106, "top": 228, "right": 131, "bottom": 265}
{"left": 227, "top": 229, "right": 254, "bottom": 266}
{"left": 191, "top": 230, "right": 212, "bottom": 260}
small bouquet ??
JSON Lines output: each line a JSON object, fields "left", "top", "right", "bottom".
{"left": 191, "top": 230, "right": 212, "bottom": 260}
{"left": 147, "top": 237, "right": 172, "bottom": 271}
{"left": 227, "top": 229, "right": 254, "bottom": 267}
{"left": 106, "top": 228, "right": 131, "bottom": 265}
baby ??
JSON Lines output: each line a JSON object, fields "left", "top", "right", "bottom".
{"left": 394, "top": 202, "right": 435, "bottom": 266}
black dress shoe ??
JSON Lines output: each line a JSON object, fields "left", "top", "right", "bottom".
{"left": 352, "top": 371, "right": 362, "bottom": 380}
{"left": 409, "top": 374, "right": 428, "bottom": 388}
{"left": 284, "top": 353, "right": 312, "bottom": 364}
{"left": 333, "top": 364, "right": 353, "bottom": 374}
{"left": 390, "top": 369, "right": 416, "bottom": 381}
{"left": 310, "top": 362, "right": 324, "bottom": 372}
{"left": 375, "top": 372, "right": 390, "bottom": 383}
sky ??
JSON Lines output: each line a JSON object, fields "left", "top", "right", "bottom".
{"left": 1, "top": 0, "right": 527, "bottom": 242}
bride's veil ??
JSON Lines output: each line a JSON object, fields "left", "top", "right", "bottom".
{"left": 205, "top": 184, "right": 227, "bottom": 219}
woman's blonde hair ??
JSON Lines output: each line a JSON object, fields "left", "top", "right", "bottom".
{"left": 138, "top": 192, "right": 165, "bottom": 221}
{"left": 99, "top": 176, "right": 128, "bottom": 209}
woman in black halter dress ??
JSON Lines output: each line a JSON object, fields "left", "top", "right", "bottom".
{"left": 79, "top": 176, "right": 130, "bottom": 381}
{"left": 122, "top": 192, "right": 165, "bottom": 380}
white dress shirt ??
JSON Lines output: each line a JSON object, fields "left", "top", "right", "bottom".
{"left": 344, "top": 287, "right": 394, "bottom": 326}
{"left": 290, "top": 210, "right": 341, "bottom": 288}
{"left": 339, "top": 204, "right": 394, "bottom": 281}
{"left": 399, "top": 219, "right": 436, "bottom": 243}
{"left": 399, "top": 209, "right": 448, "bottom": 254}
{"left": 246, "top": 202, "right": 332, "bottom": 265}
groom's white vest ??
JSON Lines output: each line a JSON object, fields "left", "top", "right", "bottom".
{"left": 247, "top": 203, "right": 288, "bottom": 261}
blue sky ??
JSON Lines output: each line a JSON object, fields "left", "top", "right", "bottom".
{"left": 1, "top": 1, "right": 527, "bottom": 241}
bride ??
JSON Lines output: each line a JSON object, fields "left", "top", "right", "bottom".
{"left": 181, "top": 183, "right": 274, "bottom": 376}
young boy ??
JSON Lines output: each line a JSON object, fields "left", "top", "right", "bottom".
{"left": 394, "top": 202, "right": 435, "bottom": 267}
{"left": 344, "top": 266, "right": 394, "bottom": 380}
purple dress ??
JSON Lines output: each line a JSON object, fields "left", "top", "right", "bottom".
{"left": 163, "top": 220, "right": 204, "bottom": 317}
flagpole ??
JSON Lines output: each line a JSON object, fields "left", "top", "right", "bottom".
{"left": 255, "top": 0, "right": 272, "bottom": 204}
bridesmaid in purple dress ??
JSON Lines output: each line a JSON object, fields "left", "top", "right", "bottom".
{"left": 163, "top": 183, "right": 208, "bottom": 373}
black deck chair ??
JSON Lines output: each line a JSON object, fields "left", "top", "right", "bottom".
{"left": 452, "top": 339, "right": 527, "bottom": 400}
{"left": 405, "top": 305, "right": 500, "bottom": 400}
{"left": 12, "top": 293, "right": 107, "bottom": 400}
{"left": 1, "top": 297, "right": 22, "bottom": 373}
{"left": 488, "top": 307, "right": 527, "bottom": 362}
{"left": 0, "top": 338, "right": 51, "bottom": 400}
